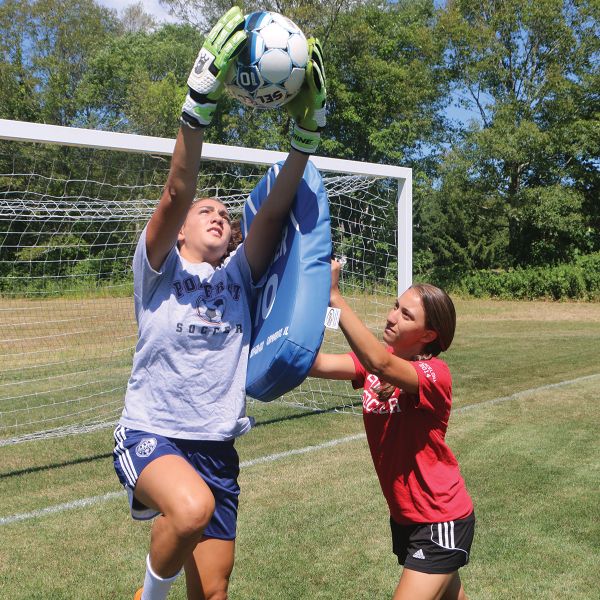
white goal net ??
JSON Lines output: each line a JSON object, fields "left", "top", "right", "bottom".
{"left": 0, "top": 119, "right": 412, "bottom": 446}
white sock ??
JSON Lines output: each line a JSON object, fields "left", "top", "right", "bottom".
{"left": 141, "top": 554, "right": 180, "bottom": 600}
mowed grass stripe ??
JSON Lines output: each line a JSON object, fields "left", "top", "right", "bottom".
{"left": 230, "top": 376, "right": 600, "bottom": 600}
{"left": 1, "top": 374, "right": 595, "bottom": 599}
{"left": 2, "top": 371, "right": 598, "bottom": 526}
{"left": 1, "top": 299, "right": 599, "bottom": 599}
{"left": 0, "top": 434, "right": 367, "bottom": 526}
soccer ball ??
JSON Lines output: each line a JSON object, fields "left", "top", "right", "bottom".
{"left": 225, "top": 11, "right": 308, "bottom": 110}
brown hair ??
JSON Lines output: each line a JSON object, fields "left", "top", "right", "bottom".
{"left": 373, "top": 284, "right": 455, "bottom": 401}
{"left": 410, "top": 283, "right": 456, "bottom": 358}
{"left": 225, "top": 218, "right": 243, "bottom": 259}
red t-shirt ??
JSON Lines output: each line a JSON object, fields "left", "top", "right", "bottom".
{"left": 350, "top": 350, "right": 473, "bottom": 525}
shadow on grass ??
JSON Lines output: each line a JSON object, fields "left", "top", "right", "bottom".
{"left": 0, "top": 400, "right": 362, "bottom": 479}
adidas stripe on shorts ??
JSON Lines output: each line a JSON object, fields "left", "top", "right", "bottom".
{"left": 113, "top": 426, "right": 240, "bottom": 540}
{"left": 390, "top": 512, "right": 475, "bottom": 574}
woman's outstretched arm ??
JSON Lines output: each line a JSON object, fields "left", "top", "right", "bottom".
{"left": 145, "top": 127, "right": 204, "bottom": 271}
{"left": 329, "top": 262, "right": 420, "bottom": 394}
{"left": 243, "top": 38, "right": 327, "bottom": 282}
{"left": 145, "top": 7, "right": 246, "bottom": 270}
{"left": 309, "top": 352, "right": 356, "bottom": 380}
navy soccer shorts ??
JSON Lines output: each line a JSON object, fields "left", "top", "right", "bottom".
{"left": 390, "top": 512, "right": 475, "bottom": 574}
{"left": 113, "top": 426, "right": 240, "bottom": 540}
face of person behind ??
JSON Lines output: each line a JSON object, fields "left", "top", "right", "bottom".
{"left": 382, "top": 287, "right": 436, "bottom": 358}
{"left": 178, "top": 198, "right": 232, "bottom": 266}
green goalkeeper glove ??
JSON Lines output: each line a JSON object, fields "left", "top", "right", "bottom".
{"left": 181, "top": 7, "right": 247, "bottom": 129}
{"left": 285, "top": 38, "right": 327, "bottom": 154}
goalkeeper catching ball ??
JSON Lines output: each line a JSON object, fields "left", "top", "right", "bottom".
{"left": 111, "top": 8, "right": 326, "bottom": 600}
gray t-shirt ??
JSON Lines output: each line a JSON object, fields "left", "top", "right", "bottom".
{"left": 119, "top": 227, "right": 260, "bottom": 440}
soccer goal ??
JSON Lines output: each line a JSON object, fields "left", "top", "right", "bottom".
{"left": 0, "top": 119, "right": 412, "bottom": 446}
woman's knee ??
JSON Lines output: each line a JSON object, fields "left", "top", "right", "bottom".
{"left": 167, "top": 493, "right": 215, "bottom": 541}
{"left": 185, "top": 572, "right": 229, "bottom": 600}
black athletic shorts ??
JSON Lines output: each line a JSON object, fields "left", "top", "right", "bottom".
{"left": 390, "top": 511, "right": 475, "bottom": 574}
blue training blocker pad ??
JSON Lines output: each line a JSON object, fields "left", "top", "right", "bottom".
{"left": 242, "top": 160, "right": 331, "bottom": 402}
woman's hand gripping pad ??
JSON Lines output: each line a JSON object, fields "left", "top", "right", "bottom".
{"left": 242, "top": 160, "right": 331, "bottom": 401}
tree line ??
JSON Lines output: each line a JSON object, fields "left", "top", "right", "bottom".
{"left": 1, "top": 0, "right": 598, "bottom": 295}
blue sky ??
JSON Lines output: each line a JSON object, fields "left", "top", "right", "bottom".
{"left": 97, "top": 0, "right": 177, "bottom": 23}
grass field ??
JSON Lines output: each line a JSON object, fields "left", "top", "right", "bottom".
{"left": 1, "top": 298, "right": 599, "bottom": 599}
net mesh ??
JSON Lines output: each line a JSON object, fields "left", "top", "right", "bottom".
{"left": 0, "top": 140, "right": 399, "bottom": 445}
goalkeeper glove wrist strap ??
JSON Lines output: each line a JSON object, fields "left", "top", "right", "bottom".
{"left": 181, "top": 93, "right": 216, "bottom": 129}
{"left": 291, "top": 124, "right": 321, "bottom": 155}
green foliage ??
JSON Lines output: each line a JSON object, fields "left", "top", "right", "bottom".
{"left": 0, "top": 1, "right": 41, "bottom": 121}
{"left": 158, "top": 0, "right": 360, "bottom": 35}
{"left": 513, "top": 186, "right": 591, "bottom": 265}
{"left": 0, "top": 0, "right": 120, "bottom": 125}
{"left": 432, "top": 0, "right": 600, "bottom": 268}
{"left": 78, "top": 23, "right": 201, "bottom": 135}
{"left": 415, "top": 146, "right": 510, "bottom": 272}
{"left": 125, "top": 72, "right": 183, "bottom": 137}
{"left": 445, "top": 252, "right": 600, "bottom": 300}
{"left": 1, "top": 0, "right": 598, "bottom": 286}
{"left": 323, "top": 0, "right": 449, "bottom": 163}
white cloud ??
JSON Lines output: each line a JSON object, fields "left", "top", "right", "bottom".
{"left": 97, "top": 0, "right": 180, "bottom": 24}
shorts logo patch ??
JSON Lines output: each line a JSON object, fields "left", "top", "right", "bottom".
{"left": 412, "top": 548, "right": 426, "bottom": 559}
{"left": 135, "top": 437, "right": 158, "bottom": 458}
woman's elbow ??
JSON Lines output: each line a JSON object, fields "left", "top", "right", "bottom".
{"left": 362, "top": 353, "right": 391, "bottom": 380}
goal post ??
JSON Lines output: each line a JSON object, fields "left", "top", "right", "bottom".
{"left": 0, "top": 118, "right": 412, "bottom": 446}
{"left": 0, "top": 119, "right": 412, "bottom": 292}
